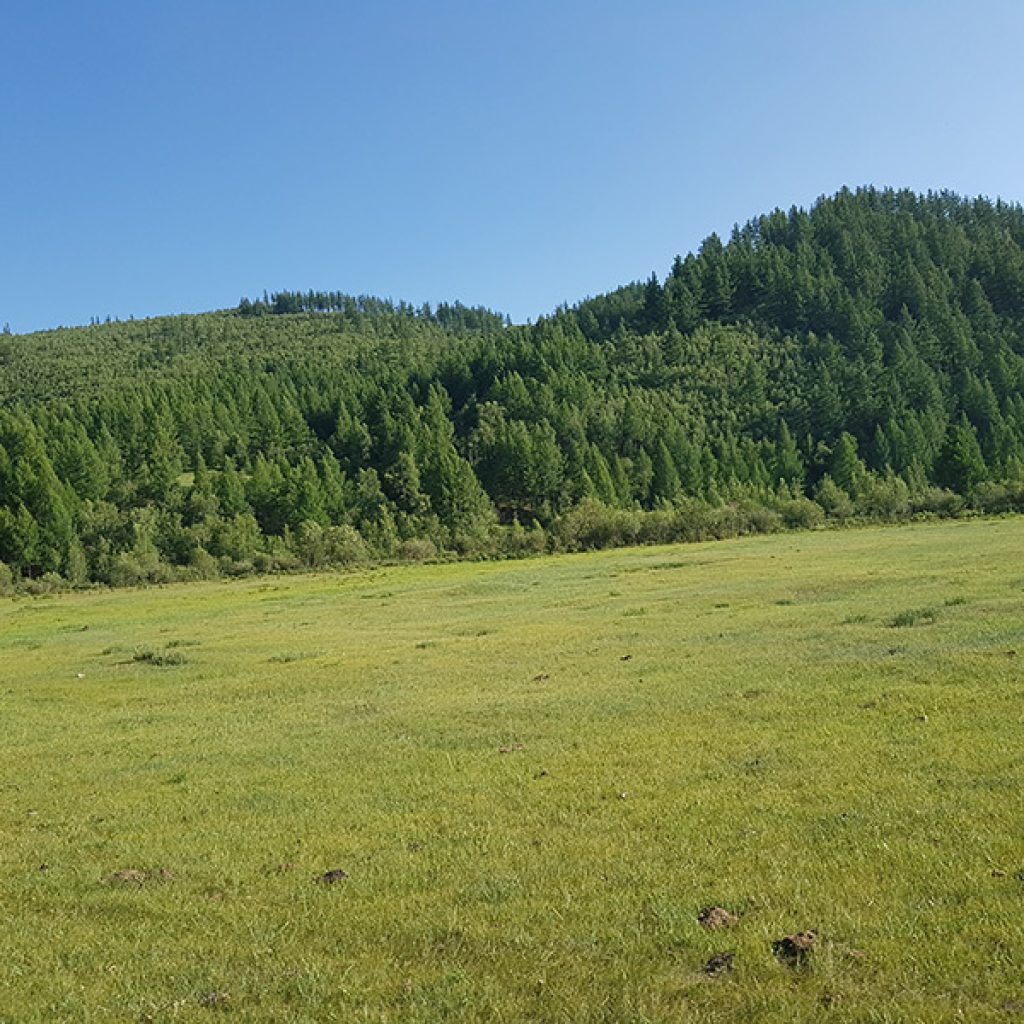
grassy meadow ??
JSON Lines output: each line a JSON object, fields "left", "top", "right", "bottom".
{"left": 2, "top": 518, "right": 1023, "bottom": 1022}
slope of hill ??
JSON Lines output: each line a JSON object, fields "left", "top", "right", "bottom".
{"left": 2, "top": 186, "right": 1024, "bottom": 585}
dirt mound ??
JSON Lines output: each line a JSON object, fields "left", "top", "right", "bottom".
{"left": 698, "top": 906, "right": 738, "bottom": 930}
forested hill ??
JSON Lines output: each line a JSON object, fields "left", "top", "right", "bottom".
{"left": 3, "top": 186, "right": 1024, "bottom": 588}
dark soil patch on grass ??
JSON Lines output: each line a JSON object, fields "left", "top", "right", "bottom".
{"left": 773, "top": 931, "right": 817, "bottom": 966}
{"left": 318, "top": 869, "right": 349, "bottom": 885}
{"left": 703, "top": 951, "right": 735, "bottom": 977}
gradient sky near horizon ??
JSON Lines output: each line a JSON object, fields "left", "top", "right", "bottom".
{"left": 2, "top": 0, "right": 1022, "bottom": 334}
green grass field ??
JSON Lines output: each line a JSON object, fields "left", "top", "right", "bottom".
{"left": 2, "top": 519, "right": 1023, "bottom": 1023}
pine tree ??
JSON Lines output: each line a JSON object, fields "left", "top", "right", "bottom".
{"left": 830, "top": 432, "right": 867, "bottom": 496}
{"left": 934, "top": 416, "right": 988, "bottom": 494}
{"left": 650, "top": 440, "right": 680, "bottom": 503}
{"left": 772, "top": 421, "right": 805, "bottom": 488}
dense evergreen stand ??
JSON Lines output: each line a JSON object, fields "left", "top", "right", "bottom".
{"left": 2, "top": 187, "right": 1023, "bottom": 587}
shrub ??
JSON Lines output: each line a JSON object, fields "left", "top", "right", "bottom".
{"left": 739, "top": 503, "right": 784, "bottom": 535}
{"left": 189, "top": 547, "right": 221, "bottom": 580}
{"left": 972, "top": 481, "right": 1024, "bottom": 515}
{"left": 911, "top": 487, "right": 966, "bottom": 517}
{"left": 673, "top": 498, "right": 727, "bottom": 542}
{"left": 398, "top": 538, "right": 438, "bottom": 562}
{"left": 857, "top": 472, "right": 910, "bottom": 521}
{"left": 20, "top": 573, "right": 67, "bottom": 596}
{"left": 554, "top": 499, "right": 633, "bottom": 551}
{"left": 778, "top": 497, "right": 825, "bottom": 530}
{"left": 501, "top": 521, "right": 549, "bottom": 558}
{"left": 210, "top": 513, "right": 263, "bottom": 562}
{"left": 107, "top": 552, "right": 176, "bottom": 587}
{"left": 221, "top": 558, "right": 256, "bottom": 577}
{"left": 634, "top": 507, "right": 678, "bottom": 546}
{"left": 322, "top": 525, "right": 368, "bottom": 566}
{"left": 814, "top": 475, "right": 855, "bottom": 520}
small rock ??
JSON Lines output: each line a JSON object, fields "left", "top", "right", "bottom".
{"left": 773, "top": 931, "right": 817, "bottom": 966}
{"left": 318, "top": 869, "right": 349, "bottom": 885}
{"left": 698, "top": 906, "right": 738, "bottom": 930}
{"left": 703, "top": 951, "right": 734, "bottom": 977}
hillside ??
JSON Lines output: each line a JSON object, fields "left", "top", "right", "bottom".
{"left": 2, "top": 186, "right": 1024, "bottom": 585}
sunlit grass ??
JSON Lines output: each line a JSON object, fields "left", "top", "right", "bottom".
{"left": 1, "top": 518, "right": 1023, "bottom": 1022}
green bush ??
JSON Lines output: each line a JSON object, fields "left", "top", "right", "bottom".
{"left": 189, "top": 547, "right": 221, "bottom": 580}
{"left": 738, "top": 502, "right": 784, "bottom": 535}
{"left": 501, "top": 521, "right": 548, "bottom": 558}
{"left": 778, "top": 497, "right": 825, "bottom": 530}
{"left": 322, "top": 525, "right": 369, "bottom": 565}
{"left": 857, "top": 472, "right": 910, "bottom": 521}
{"left": 972, "top": 481, "right": 1024, "bottom": 515}
{"left": 554, "top": 499, "right": 632, "bottom": 551}
{"left": 398, "top": 538, "right": 438, "bottom": 562}
{"left": 107, "top": 552, "right": 176, "bottom": 587}
{"left": 815, "top": 475, "right": 855, "bottom": 520}
{"left": 911, "top": 487, "right": 966, "bottom": 517}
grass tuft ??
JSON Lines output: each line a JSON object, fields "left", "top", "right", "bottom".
{"left": 889, "top": 606, "right": 939, "bottom": 627}
{"left": 132, "top": 647, "right": 188, "bottom": 666}
{"left": 267, "top": 651, "right": 321, "bottom": 663}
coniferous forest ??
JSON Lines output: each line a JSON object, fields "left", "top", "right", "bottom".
{"left": 3, "top": 186, "right": 1024, "bottom": 588}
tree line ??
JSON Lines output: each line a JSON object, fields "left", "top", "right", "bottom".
{"left": 2, "top": 186, "right": 1023, "bottom": 590}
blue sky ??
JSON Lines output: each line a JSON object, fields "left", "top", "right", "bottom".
{"left": 2, "top": 0, "right": 1022, "bottom": 333}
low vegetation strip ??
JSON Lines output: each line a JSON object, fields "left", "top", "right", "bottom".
{"left": 1, "top": 518, "right": 1022, "bottom": 1021}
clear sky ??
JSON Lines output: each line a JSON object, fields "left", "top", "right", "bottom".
{"left": 3, "top": 0, "right": 1022, "bottom": 334}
